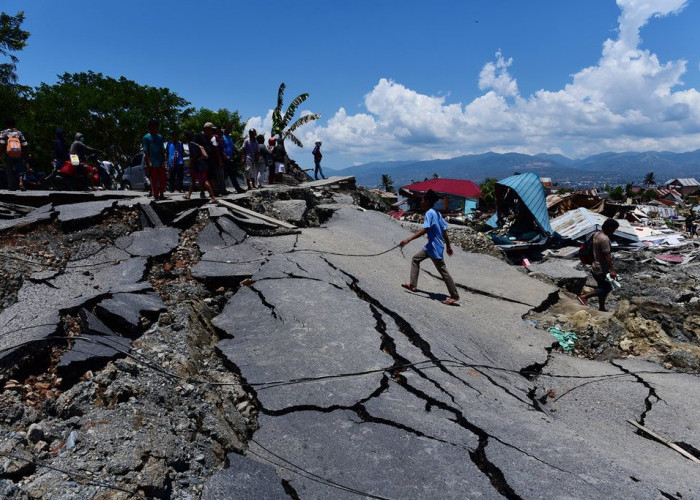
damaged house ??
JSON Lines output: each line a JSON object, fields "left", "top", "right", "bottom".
{"left": 399, "top": 178, "right": 481, "bottom": 215}
{"left": 486, "top": 172, "right": 553, "bottom": 250}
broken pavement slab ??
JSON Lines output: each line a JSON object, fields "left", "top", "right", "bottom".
{"left": 95, "top": 292, "right": 165, "bottom": 337}
{"left": 115, "top": 226, "right": 180, "bottom": 258}
{"left": 55, "top": 199, "right": 119, "bottom": 230}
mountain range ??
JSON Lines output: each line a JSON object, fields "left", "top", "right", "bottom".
{"left": 326, "top": 150, "right": 700, "bottom": 190}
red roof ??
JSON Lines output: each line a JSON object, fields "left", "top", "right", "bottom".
{"left": 402, "top": 178, "right": 481, "bottom": 198}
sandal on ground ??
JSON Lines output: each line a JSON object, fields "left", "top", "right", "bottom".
{"left": 401, "top": 283, "right": 418, "bottom": 292}
{"left": 442, "top": 297, "right": 459, "bottom": 305}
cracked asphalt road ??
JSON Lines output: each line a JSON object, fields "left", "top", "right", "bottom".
{"left": 209, "top": 206, "right": 700, "bottom": 499}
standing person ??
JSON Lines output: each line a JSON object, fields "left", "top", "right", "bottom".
{"left": 312, "top": 140, "right": 326, "bottom": 180}
{"left": 222, "top": 123, "right": 245, "bottom": 193}
{"left": 578, "top": 218, "right": 620, "bottom": 312}
{"left": 241, "top": 129, "right": 259, "bottom": 189}
{"left": 53, "top": 128, "right": 70, "bottom": 167}
{"left": 183, "top": 130, "right": 217, "bottom": 202}
{"left": 166, "top": 131, "right": 185, "bottom": 193}
{"left": 256, "top": 134, "right": 270, "bottom": 186}
{"left": 0, "top": 118, "right": 29, "bottom": 191}
{"left": 685, "top": 212, "right": 696, "bottom": 238}
{"left": 267, "top": 137, "right": 277, "bottom": 184}
{"left": 211, "top": 128, "right": 227, "bottom": 195}
{"left": 399, "top": 189, "right": 460, "bottom": 305}
{"left": 142, "top": 119, "right": 166, "bottom": 200}
{"left": 270, "top": 136, "right": 287, "bottom": 184}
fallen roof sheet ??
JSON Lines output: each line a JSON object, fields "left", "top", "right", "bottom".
{"left": 490, "top": 172, "right": 553, "bottom": 235}
{"left": 550, "top": 207, "right": 639, "bottom": 242}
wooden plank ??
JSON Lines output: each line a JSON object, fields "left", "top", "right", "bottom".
{"left": 216, "top": 199, "right": 298, "bottom": 229}
{"left": 627, "top": 419, "right": 700, "bottom": 463}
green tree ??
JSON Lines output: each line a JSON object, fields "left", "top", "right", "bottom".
{"left": 643, "top": 171, "right": 656, "bottom": 187}
{"left": 609, "top": 185, "right": 624, "bottom": 200}
{"left": 432, "top": 172, "right": 439, "bottom": 179}
{"left": 27, "top": 71, "right": 191, "bottom": 170}
{"left": 641, "top": 189, "right": 658, "bottom": 203}
{"left": 270, "top": 83, "right": 320, "bottom": 147}
{"left": 0, "top": 11, "right": 31, "bottom": 126}
{"left": 380, "top": 174, "right": 395, "bottom": 192}
{"left": 480, "top": 177, "right": 498, "bottom": 206}
{"left": 181, "top": 108, "right": 245, "bottom": 146}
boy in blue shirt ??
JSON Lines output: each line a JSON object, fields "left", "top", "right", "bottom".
{"left": 400, "top": 190, "right": 460, "bottom": 305}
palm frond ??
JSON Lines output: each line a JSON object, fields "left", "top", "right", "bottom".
{"left": 286, "top": 114, "right": 321, "bottom": 135}
{"left": 286, "top": 132, "right": 303, "bottom": 148}
{"left": 272, "top": 83, "right": 285, "bottom": 132}
{"left": 281, "top": 93, "right": 309, "bottom": 129}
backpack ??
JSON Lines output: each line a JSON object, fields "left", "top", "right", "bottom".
{"left": 579, "top": 231, "right": 598, "bottom": 265}
{"left": 6, "top": 135, "right": 22, "bottom": 159}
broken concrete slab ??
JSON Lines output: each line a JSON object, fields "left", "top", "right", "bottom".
{"left": 57, "top": 333, "right": 131, "bottom": 380}
{"left": 250, "top": 411, "right": 496, "bottom": 499}
{"left": 192, "top": 241, "right": 266, "bottom": 286}
{"left": 201, "top": 453, "right": 288, "bottom": 500}
{"left": 137, "top": 203, "right": 163, "bottom": 228}
{"left": 215, "top": 281, "right": 391, "bottom": 412}
{"left": 527, "top": 259, "right": 588, "bottom": 294}
{"left": 115, "top": 226, "right": 180, "bottom": 258}
{"left": 196, "top": 219, "right": 246, "bottom": 254}
{"left": 56, "top": 199, "right": 118, "bottom": 230}
{"left": 95, "top": 292, "right": 165, "bottom": 337}
{"left": 272, "top": 200, "right": 307, "bottom": 226}
{"left": 0, "top": 203, "right": 56, "bottom": 234}
{"left": 170, "top": 207, "right": 199, "bottom": 229}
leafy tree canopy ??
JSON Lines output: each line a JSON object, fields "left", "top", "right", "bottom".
{"left": 27, "top": 71, "right": 192, "bottom": 168}
{"left": 0, "top": 11, "right": 30, "bottom": 126}
{"left": 480, "top": 177, "right": 498, "bottom": 206}
{"left": 0, "top": 11, "right": 29, "bottom": 86}
{"left": 181, "top": 108, "right": 245, "bottom": 147}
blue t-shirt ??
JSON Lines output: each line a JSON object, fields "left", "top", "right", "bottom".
{"left": 142, "top": 133, "right": 165, "bottom": 167}
{"left": 422, "top": 208, "right": 448, "bottom": 259}
{"left": 166, "top": 141, "right": 184, "bottom": 166}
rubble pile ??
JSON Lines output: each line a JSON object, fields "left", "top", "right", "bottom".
{"left": 527, "top": 241, "right": 700, "bottom": 372}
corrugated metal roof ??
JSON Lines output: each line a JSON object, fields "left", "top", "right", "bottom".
{"left": 496, "top": 173, "right": 553, "bottom": 235}
{"left": 665, "top": 178, "right": 700, "bottom": 187}
{"left": 401, "top": 178, "right": 481, "bottom": 199}
{"left": 550, "top": 208, "right": 639, "bottom": 242}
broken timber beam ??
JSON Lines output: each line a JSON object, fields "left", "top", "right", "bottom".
{"left": 216, "top": 199, "right": 298, "bottom": 230}
{"left": 627, "top": 419, "right": 700, "bottom": 464}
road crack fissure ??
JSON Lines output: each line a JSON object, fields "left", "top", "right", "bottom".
{"left": 610, "top": 361, "right": 664, "bottom": 427}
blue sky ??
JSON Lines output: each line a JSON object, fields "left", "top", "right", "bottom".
{"left": 5, "top": 0, "right": 700, "bottom": 170}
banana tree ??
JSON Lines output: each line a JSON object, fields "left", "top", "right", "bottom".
{"left": 271, "top": 83, "right": 320, "bottom": 148}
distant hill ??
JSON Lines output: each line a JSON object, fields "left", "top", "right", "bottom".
{"left": 326, "top": 150, "right": 700, "bottom": 189}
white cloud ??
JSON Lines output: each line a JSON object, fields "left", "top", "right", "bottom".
{"left": 251, "top": 0, "right": 700, "bottom": 167}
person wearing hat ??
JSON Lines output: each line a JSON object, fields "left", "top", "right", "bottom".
{"left": 312, "top": 140, "right": 326, "bottom": 180}
{"left": 399, "top": 189, "right": 460, "bottom": 305}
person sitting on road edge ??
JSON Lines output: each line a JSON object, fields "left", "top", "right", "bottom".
{"left": 578, "top": 218, "right": 619, "bottom": 312}
{"left": 399, "top": 189, "right": 460, "bottom": 305}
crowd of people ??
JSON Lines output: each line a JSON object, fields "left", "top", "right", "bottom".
{"left": 0, "top": 117, "right": 328, "bottom": 195}
{"left": 147, "top": 121, "right": 308, "bottom": 201}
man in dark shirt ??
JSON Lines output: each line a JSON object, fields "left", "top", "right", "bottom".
{"left": 578, "top": 218, "right": 619, "bottom": 312}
